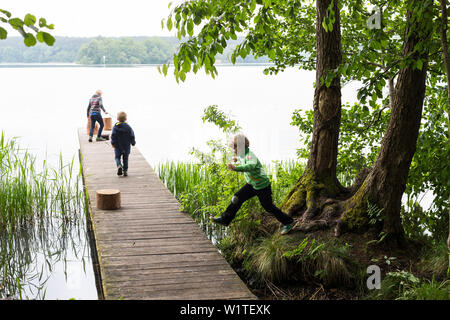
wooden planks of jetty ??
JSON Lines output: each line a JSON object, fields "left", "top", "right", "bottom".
{"left": 77, "top": 128, "right": 256, "bottom": 300}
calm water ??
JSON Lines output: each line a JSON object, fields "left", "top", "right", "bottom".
{"left": 0, "top": 64, "right": 363, "bottom": 299}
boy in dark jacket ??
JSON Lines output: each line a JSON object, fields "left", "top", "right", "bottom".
{"left": 110, "top": 112, "right": 136, "bottom": 177}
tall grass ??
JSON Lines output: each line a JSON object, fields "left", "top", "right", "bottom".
{"left": 0, "top": 134, "right": 84, "bottom": 227}
{"left": 0, "top": 133, "right": 87, "bottom": 299}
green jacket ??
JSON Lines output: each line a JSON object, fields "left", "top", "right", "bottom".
{"left": 235, "top": 148, "right": 270, "bottom": 190}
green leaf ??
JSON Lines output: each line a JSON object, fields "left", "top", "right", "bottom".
{"left": 24, "top": 33, "right": 36, "bottom": 47}
{"left": 0, "top": 9, "right": 11, "bottom": 18}
{"left": 24, "top": 13, "right": 36, "bottom": 26}
{"left": 322, "top": 18, "right": 329, "bottom": 32}
{"left": 263, "top": 0, "right": 272, "bottom": 7}
{"left": 162, "top": 63, "right": 168, "bottom": 76}
{"left": 8, "top": 17, "right": 24, "bottom": 29}
{"left": 0, "top": 27, "right": 7, "bottom": 40}
{"left": 167, "top": 17, "right": 173, "bottom": 31}
{"left": 42, "top": 32, "right": 55, "bottom": 46}
{"left": 187, "top": 19, "right": 194, "bottom": 36}
{"left": 182, "top": 57, "right": 191, "bottom": 72}
{"left": 268, "top": 49, "right": 276, "bottom": 60}
{"left": 38, "top": 17, "right": 47, "bottom": 28}
{"left": 36, "top": 31, "right": 44, "bottom": 43}
{"left": 179, "top": 71, "right": 186, "bottom": 82}
{"left": 231, "top": 52, "right": 236, "bottom": 64}
{"left": 416, "top": 59, "right": 423, "bottom": 70}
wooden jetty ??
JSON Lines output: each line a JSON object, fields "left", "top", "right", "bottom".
{"left": 77, "top": 128, "right": 256, "bottom": 300}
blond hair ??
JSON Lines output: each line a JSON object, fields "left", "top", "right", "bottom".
{"left": 117, "top": 111, "right": 127, "bottom": 122}
{"left": 96, "top": 89, "right": 102, "bottom": 95}
{"left": 229, "top": 134, "right": 249, "bottom": 153}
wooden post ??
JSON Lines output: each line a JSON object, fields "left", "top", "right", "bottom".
{"left": 96, "top": 189, "right": 121, "bottom": 210}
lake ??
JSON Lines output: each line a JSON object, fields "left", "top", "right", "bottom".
{"left": 0, "top": 64, "right": 361, "bottom": 299}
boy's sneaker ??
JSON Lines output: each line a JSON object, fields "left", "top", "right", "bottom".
{"left": 96, "top": 137, "right": 106, "bottom": 141}
{"left": 209, "top": 216, "right": 229, "bottom": 227}
{"left": 117, "top": 165, "right": 123, "bottom": 176}
{"left": 123, "top": 171, "right": 128, "bottom": 176}
{"left": 88, "top": 136, "right": 93, "bottom": 142}
{"left": 280, "top": 222, "right": 295, "bottom": 235}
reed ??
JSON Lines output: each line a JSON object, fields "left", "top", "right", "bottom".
{"left": 0, "top": 132, "right": 86, "bottom": 299}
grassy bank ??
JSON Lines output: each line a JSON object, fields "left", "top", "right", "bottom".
{"left": 157, "top": 159, "right": 449, "bottom": 300}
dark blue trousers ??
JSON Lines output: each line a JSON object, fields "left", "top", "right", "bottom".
{"left": 89, "top": 113, "right": 104, "bottom": 137}
{"left": 114, "top": 149, "right": 130, "bottom": 171}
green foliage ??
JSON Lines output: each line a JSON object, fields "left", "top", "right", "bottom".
{"left": 162, "top": 0, "right": 318, "bottom": 82}
{"left": 77, "top": 37, "right": 176, "bottom": 65}
{"left": 419, "top": 240, "right": 450, "bottom": 279}
{"left": 403, "top": 84, "right": 450, "bottom": 241}
{"left": 0, "top": 9, "right": 54, "bottom": 47}
{"left": 0, "top": 36, "right": 91, "bottom": 63}
{"left": 367, "top": 200, "right": 384, "bottom": 225}
{"left": 369, "top": 271, "right": 449, "bottom": 300}
{"left": 291, "top": 102, "right": 389, "bottom": 184}
{"left": 202, "top": 105, "right": 241, "bottom": 134}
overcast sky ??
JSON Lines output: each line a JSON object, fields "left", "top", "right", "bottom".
{"left": 1, "top": 0, "right": 178, "bottom": 37}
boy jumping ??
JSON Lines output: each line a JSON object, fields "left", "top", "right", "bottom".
{"left": 210, "top": 134, "right": 295, "bottom": 235}
{"left": 110, "top": 111, "right": 136, "bottom": 177}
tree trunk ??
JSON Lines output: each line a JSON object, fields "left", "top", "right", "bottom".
{"left": 282, "top": 0, "right": 344, "bottom": 221}
{"left": 308, "top": 0, "right": 342, "bottom": 181}
{"left": 340, "top": 1, "right": 433, "bottom": 244}
{"left": 439, "top": 0, "right": 450, "bottom": 250}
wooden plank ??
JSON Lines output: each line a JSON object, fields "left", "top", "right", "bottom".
{"left": 78, "top": 128, "right": 255, "bottom": 300}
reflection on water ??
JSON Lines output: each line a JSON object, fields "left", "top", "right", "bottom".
{"left": 0, "top": 210, "right": 96, "bottom": 300}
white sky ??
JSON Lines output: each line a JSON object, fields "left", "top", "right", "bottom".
{"left": 1, "top": 0, "right": 177, "bottom": 37}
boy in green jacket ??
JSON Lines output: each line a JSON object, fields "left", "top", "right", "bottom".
{"left": 210, "top": 134, "right": 296, "bottom": 235}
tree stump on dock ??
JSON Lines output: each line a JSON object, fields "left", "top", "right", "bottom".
{"left": 96, "top": 189, "right": 121, "bottom": 210}
{"left": 104, "top": 116, "right": 113, "bottom": 131}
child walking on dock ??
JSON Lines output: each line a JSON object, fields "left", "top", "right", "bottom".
{"left": 110, "top": 111, "right": 136, "bottom": 177}
{"left": 210, "top": 134, "right": 296, "bottom": 235}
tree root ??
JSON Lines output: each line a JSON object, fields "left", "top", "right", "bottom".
{"left": 281, "top": 168, "right": 372, "bottom": 236}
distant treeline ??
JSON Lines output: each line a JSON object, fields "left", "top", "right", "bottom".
{"left": 0, "top": 36, "right": 268, "bottom": 65}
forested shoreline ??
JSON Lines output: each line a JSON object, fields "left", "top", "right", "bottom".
{"left": 0, "top": 36, "right": 268, "bottom": 65}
